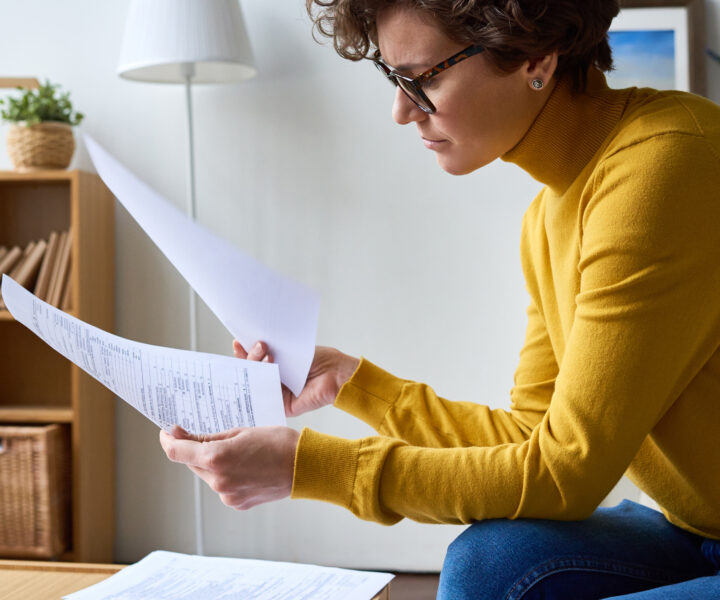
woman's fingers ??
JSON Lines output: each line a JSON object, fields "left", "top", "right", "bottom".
{"left": 248, "top": 341, "right": 268, "bottom": 360}
{"left": 233, "top": 340, "right": 248, "bottom": 359}
{"left": 233, "top": 340, "right": 273, "bottom": 362}
{"left": 159, "top": 432, "right": 208, "bottom": 468}
{"left": 282, "top": 389, "right": 297, "bottom": 417}
{"left": 165, "top": 425, "right": 243, "bottom": 443}
{"left": 169, "top": 425, "right": 192, "bottom": 440}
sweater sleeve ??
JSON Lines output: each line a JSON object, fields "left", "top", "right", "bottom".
{"left": 293, "top": 132, "right": 720, "bottom": 525}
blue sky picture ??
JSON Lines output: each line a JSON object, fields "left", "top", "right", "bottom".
{"left": 607, "top": 30, "right": 675, "bottom": 90}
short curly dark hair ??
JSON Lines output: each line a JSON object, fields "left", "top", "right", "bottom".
{"left": 306, "top": 0, "right": 620, "bottom": 91}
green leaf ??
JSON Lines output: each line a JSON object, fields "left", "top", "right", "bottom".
{"left": 0, "top": 79, "right": 83, "bottom": 125}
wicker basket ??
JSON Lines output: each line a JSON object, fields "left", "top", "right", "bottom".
{"left": 0, "top": 424, "right": 71, "bottom": 558}
{"left": 6, "top": 121, "right": 75, "bottom": 171}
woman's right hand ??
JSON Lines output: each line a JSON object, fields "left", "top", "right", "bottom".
{"left": 233, "top": 340, "right": 359, "bottom": 418}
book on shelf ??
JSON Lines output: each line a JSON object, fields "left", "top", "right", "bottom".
{"left": 34, "top": 231, "right": 60, "bottom": 301}
{"left": 15, "top": 239, "right": 47, "bottom": 288}
{"left": 0, "top": 229, "right": 71, "bottom": 312}
{"left": 45, "top": 231, "right": 67, "bottom": 305}
{"left": 47, "top": 229, "right": 72, "bottom": 308}
{"left": 61, "top": 278, "right": 72, "bottom": 311}
{"left": 1, "top": 241, "right": 47, "bottom": 310}
{"left": 0, "top": 245, "right": 22, "bottom": 277}
{"left": 9, "top": 240, "right": 35, "bottom": 281}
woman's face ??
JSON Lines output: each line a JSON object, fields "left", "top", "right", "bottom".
{"left": 375, "top": 6, "right": 555, "bottom": 175}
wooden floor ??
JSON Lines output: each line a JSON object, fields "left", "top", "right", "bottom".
{"left": 390, "top": 573, "right": 439, "bottom": 600}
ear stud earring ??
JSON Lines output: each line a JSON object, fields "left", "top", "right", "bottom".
{"left": 531, "top": 78, "right": 544, "bottom": 90}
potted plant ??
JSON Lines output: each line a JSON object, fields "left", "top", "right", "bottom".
{"left": 0, "top": 80, "right": 84, "bottom": 171}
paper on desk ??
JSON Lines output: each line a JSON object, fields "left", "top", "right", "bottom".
{"left": 2, "top": 275, "right": 285, "bottom": 433}
{"left": 84, "top": 135, "right": 319, "bottom": 397}
{"left": 63, "top": 550, "right": 393, "bottom": 600}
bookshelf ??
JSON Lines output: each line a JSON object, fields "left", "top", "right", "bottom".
{"left": 0, "top": 169, "right": 115, "bottom": 562}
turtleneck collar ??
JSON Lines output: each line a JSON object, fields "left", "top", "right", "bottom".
{"left": 502, "top": 68, "right": 634, "bottom": 194}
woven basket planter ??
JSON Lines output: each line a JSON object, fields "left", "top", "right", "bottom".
{"left": 6, "top": 121, "right": 75, "bottom": 171}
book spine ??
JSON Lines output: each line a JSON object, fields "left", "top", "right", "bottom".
{"left": 15, "top": 239, "right": 48, "bottom": 288}
{"left": 49, "top": 230, "right": 72, "bottom": 308}
{"left": 9, "top": 241, "right": 37, "bottom": 279}
{"left": 34, "top": 231, "right": 59, "bottom": 300}
{"left": 46, "top": 231, "right": 69, "bottom": 304}
{"left": 0, "top": 246, "right": 23, "bottom": 276}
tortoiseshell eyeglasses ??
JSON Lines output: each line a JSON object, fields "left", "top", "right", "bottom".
{"left": 371, "top": 45, "right": 485, "bottom": 114}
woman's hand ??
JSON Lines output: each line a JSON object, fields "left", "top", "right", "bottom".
{"left": 158, "top": 344, "right": 358, "bottom": 509}
{"left": 234, "top": 341, "right": 359, "bottom": 417}
{"left": 159, "top": 425, "right": 300, "bottom": 510}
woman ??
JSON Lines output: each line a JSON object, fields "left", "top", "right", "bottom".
{"left": 160, "top": 1, "right": 720, "bottom": 597}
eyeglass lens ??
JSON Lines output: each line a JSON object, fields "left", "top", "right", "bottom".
{"left": 373, "top": 62, "right": 432, "bottom": 112}
{"left": 396, "top": 79, "right": 432, "bottom": 111}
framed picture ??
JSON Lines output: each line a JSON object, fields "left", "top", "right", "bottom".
{"left": 608, "top": 0, "right": 706, "bottom": 94}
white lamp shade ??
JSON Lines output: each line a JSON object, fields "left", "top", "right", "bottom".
{"left": 117, "top": 0, "right": 256, "bottom": 84}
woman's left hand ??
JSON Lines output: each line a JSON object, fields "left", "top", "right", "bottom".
{"left": 159, "top": 425, "right": 300, "bottom": 510}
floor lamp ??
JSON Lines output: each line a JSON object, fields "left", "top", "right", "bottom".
{"left": 117, "top": 0, "right": 256, "bottom": 556}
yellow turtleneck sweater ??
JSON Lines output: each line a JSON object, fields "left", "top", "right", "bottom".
{"left": 291, "top": 70, "right": 720, "bottom": 539}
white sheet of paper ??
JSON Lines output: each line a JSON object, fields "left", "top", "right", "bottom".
{"left": 2, "top": 276, "right": 285, "bottom": 433}
{"left": 84, "top": 134, "right": 319, "bottom": 397}
{"left": 62, "top": 551, "right": 393, "bottom": 600}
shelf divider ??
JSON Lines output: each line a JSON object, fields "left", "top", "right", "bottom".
{"left": 0, "top": 406, "right": 74, "bottom": 424}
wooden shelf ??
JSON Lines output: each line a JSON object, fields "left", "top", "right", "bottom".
{"left": 0, "top": 406, "right": 73, "bottom": 424}
{"left": 0, "top": 169, "right": 77, "bottom": 182}
{"left": 0, "top": 170, "right": 115, "bottom": 563}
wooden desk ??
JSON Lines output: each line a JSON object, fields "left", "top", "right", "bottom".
{"left": 0, "top": 559, "right": 390, "bottom": 599}
{"left": 0, "top": 560, "right": 123, "bottom": 599}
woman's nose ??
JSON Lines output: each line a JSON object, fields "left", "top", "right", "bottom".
{"left": 392, "top": 87, "right": 428, "bottom": 125}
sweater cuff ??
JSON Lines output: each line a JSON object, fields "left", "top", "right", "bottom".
{"left": 291, "top": 427, "right": 361, "bottom": 508}
{"left": 334, "top": 358, "right": 407, "bottom": 430}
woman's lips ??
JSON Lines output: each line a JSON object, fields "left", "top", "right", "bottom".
{"left": 422, "top": 137, "right": 447, "bottom": 150}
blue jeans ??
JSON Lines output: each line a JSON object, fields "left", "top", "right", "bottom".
{"left": 438, "top": 500, "right": 720, "bottom": 599}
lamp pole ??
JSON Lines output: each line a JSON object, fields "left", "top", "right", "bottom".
{"left": 182, "top": 60, "right": 204, "bottom": 557}
{"left": 117, "top": 0, "right": 257, "bottom": 561}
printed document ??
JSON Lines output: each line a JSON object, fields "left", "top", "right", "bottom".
{"left": 63, "top": 550, "right": 394, "bottom": 600}
{"left": 84, "top": 135, "right": 319, "bottom": 397}
{"left": 1, "top": 276, "right": 285, "bottom": 432}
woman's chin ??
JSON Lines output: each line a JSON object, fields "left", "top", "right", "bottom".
{"left": 436, "top": 154, "right": 488, "bottom": 176}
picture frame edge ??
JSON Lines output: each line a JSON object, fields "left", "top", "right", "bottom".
{"left": 615, "top": 0, "right": 706, "bottom": 95}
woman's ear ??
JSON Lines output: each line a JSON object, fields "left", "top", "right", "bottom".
{"left": 524, "top": 51, "right": 559, "bottom": 91}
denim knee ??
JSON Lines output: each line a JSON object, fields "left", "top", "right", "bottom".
{"left": 438, "top": 520, "right": 519, "bottom": 600}
{"left": 437, "top": 507, "right": 716, "bottom": 600}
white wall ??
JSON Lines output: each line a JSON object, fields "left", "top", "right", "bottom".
{"left": 2, "top": 0, "right": 719, "bottom": 571}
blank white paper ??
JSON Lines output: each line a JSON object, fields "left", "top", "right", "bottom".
{"left": 62, "top": 550, "right": 394, "bottom": 600}
{"left": 84, "top": 134, "right": 320, "bottom": 397}
{"left": 2, "top": 275, "right": 285, "bottom": 433}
